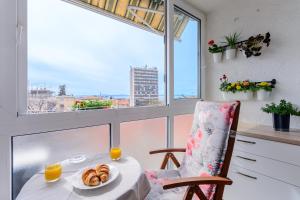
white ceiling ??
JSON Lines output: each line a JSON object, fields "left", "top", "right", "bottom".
{"left": 185, "top": 0, "right": 229, "bottom": 13}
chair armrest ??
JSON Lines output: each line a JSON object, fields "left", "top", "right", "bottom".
{"left": 149, "top": 148, "right": 186, "bottom": 154}
{"left": 163, "top": 176, "right": 232, "bottom": 190}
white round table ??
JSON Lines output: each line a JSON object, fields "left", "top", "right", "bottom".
{"left": 16, "top": 155, "right": 150, "bottom": 200}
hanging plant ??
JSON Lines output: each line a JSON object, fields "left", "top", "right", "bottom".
{"left": 240, "top": 32, "right": 271, "bottom": 58}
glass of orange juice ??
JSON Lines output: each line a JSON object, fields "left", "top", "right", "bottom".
{"left": 44, "top": 163, "right": 62, "bottom": 182}
{"left": 110, "top": 147, "right": 122, "bottom": 161}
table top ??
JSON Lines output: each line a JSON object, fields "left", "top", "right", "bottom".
{"left": 16, "top": 155, "right": 150, "bottom": 200}
{"left": 238, "top": 122, "right": 300, "bottom": 146}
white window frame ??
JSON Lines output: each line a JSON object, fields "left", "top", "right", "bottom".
{"left": 0, "top": 0, "right": 206, "bottom": 199}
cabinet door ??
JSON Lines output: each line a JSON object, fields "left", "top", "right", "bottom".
{"left": 232, "top": 150, "right": 300, "bottom": 187}
{"left": 224, "top": 165, "right": 300, "bottom": 200}
{"left": 235, "top": 135, "right": 300, "bottom": 167}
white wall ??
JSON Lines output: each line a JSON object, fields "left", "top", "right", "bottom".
{"left": 205, "top": 0, "right": 300, "bottom": 128}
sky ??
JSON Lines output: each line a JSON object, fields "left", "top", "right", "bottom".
{"left": 28, "top": 0, "right": 199, "bottom": 97}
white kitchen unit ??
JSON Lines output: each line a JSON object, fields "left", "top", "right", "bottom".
{"left": 224, "top": 124, "right": 300, "bottom": 200}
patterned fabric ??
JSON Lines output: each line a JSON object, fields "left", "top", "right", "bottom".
{"left": 145, "top": 169, "right": 186, "bottom": 200}
{"left": 146, "top": 101, "right": 238, "bottom": 200}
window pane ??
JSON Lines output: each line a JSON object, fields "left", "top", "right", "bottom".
{"left": 174, "top": 114, "right": 193, "bottom": 161}
{"left": 174, "top": 8, "right": 200, "bottom": 99}
{"left": 27, "top": 0, "right": 165, "bottom": 113}
{"left": 120, "top": 118, "right": 166, "bottom": 169}
{"left": 12, "top": 125, "right": 109, "bottom": 199}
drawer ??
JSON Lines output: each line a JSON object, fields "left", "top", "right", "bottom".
{"left": 232, "top": 151, "right": 300, "bottom": 187}
{"left": 224, "top": 165, "right": 300, "bottom": 200}
{"left": 235, "top": 135, "right": 300, "bottom": 166}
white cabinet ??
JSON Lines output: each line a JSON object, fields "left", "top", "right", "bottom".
{"left": 224, "top": 166, "right": 300, "bottom": 200}
{"left": 224, "top": 135, "right": 300, "bottom": 199}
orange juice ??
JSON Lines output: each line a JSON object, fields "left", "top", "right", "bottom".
{"left": 45, "top": 163, "right": 62, "bottom": 182}
{"left": 110, "top": 147, "right": 122, "bottom": 160}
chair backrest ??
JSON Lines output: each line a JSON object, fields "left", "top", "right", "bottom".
{"left": 179, "top": 100, "right": 240, "bottom": 200}
{"left": 214, "top": 101, "right": 240, "bottom": 200}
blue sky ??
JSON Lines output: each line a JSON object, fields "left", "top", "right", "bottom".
{"left": 28, "top": 0, "right": 198, "bottom": 97}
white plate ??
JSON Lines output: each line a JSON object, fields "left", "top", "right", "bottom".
{"left": 67, "top": 164, "right": 119, "bottom": 190}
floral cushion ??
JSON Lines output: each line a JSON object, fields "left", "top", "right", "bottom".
{"left": 145, "top": 169, "right": 186, "bottom": 200}
{"left": 146, "top": 101, "right": 238, "bottom": 200}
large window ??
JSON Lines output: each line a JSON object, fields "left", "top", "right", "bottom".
{"left": 27, "top": 0, "right": 166, "bottom": 113}
{"left": 174, "top": 7, "right": 200, "bottom": 99}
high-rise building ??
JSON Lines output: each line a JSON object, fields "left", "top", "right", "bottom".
{"left": 130, "top": 66, "right": 159, "bottom": 106}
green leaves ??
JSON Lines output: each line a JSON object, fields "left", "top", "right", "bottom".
{"left": 261, "top": 99, "right": 300, "bottom": 116}
{"left": 72, "top": 100, "right": 113, "bottom": 110}
{"left": 224, "top": 32, "right": 241, "bottom": 49}
{"left": 208, "top": 44, "right": 224, "bottom": 53}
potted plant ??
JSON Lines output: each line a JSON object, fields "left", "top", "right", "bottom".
{"left": 256, "top": 81, "right": 273, "bottom": 101}
{"left": 219, "top": 75, "right": 256, "bottom": 100}
{"left": 208, "top": 40, "right": 224, "bottom": 63}
{"left": 262, "top": 99, "right": 300, "bottom": 132}
{"left": 223, "top": 32, "right": 240, "bottom": 60}
{"left": 240, "top": 32, "right": 271, "bottom": 58}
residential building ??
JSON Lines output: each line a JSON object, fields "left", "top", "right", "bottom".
{"left": 130, "top": 66, "right": 159, "bottom": 107}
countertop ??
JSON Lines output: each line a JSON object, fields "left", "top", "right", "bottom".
{"left": 237, "top": 123, "right": 300, "bottom": 146}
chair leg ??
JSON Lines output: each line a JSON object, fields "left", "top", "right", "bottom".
{"left": 184, "top": 185, "right": 208, "bottom": 200}
{"left": 160, "top": 153, "right": 170, "bottom": 169}
{"left": 194, "top": 186, "right": 208, "bottom": 200}
{"left": 169, "top": 153, "right": 181, "bottom": 168}
{"left": 183, "top": 186, "right": 195, "bottom": 200}
{"left": 160, "top": 153, "right": 181, "bottom": 169}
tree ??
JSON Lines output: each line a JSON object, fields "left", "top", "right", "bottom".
{"left": 58, "top": 84, "right": 66, "bottom": 96}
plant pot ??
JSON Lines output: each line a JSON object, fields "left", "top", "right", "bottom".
{"left": 221, "top": 91, "right": 253, "bottom": 101}
{"left": 257, "top": 90, "right": 271, "bottom": 101}
{"left": 272, "top": 114, "right": 290, "bottom": 132}
{"left": 225, "top": 48, "right": 236, "bottom": 60}
{"left": 212, "top": 52, "right": 222, "bottom": 63}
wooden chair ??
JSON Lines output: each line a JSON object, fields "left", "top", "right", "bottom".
{"left": 147, "top": 101, "right": 240, "bottom": 200}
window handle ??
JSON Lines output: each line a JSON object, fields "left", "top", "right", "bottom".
{"left": 236, "top": 155, "right": 257, "bottom": 162}
{"left": 237, "top": 139, "right": 256, "bottom": 144}
{"left": 236, "top": 171, "right": 257, "bottom": 180}
{"left": 17, "top": 24, "right": 24, "bottom": 45}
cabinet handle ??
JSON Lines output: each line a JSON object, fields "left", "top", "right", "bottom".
{"left": 237, "top": 139, "right": 256, "bottom": 144}
{"left": 236, "top": 155, "right": 257, "bottom": 162}
{"left": 236, "top": 172, "right": 257, "bottom": 180}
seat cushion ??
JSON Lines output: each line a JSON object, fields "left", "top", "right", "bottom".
{"left": 145, "top": 169, "right": 215, "bottom": 200}
{"left": 145, "top": 169, "right": 186, "bottom": 200}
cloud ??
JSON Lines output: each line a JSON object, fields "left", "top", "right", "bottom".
{"left": 28, "top": 0, "right": 165, "bottom": 95}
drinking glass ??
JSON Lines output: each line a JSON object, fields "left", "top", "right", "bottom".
{"left": 110, "top": 147, "right": 122, "bottom": 161}
{"left": 44, "top": 163, "right": 62, "bottom": 182}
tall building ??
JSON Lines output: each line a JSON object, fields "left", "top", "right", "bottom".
{"left": 130, "top": 66, "right": 159, "bottom": 106}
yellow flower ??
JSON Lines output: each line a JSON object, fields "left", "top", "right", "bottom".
{"left": 231, "top": 82, "right": 236, "bottom": 87}
{"left": 236, "top": 85, "right": 242, "bottom": 90}
{"left": 259, "top": 82, "right": 269, "bottom": 87}
{"left": 227, "top": 86, "right": 232, "bottom": 90}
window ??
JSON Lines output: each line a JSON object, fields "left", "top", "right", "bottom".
{"left": 27, "top": 0, "right": 166, "bottom": 113}
{"left": 12, "top": 125, "right": 110, "bottom": 199}
{"left": 174, "top": 7, "right": 200, "bottom": 99}
{"left": 173, "top": 114, "right": 194, "bottom": 162}
{"left": 120, "top": 118, "right": 166, "bottom": 169}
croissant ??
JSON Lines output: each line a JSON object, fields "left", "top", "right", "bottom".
{"left": 95, "top": 164, "right": 110, "bottom": 183}
{"left": 82, "top": 169, "right": 101, "bottom": 186}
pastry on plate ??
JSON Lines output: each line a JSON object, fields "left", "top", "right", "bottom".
{"left": 95, "top": 164, "right": 110, "bottom": 183}
{"left": 82, "top": 169, "right": 101, "bottom": 186}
